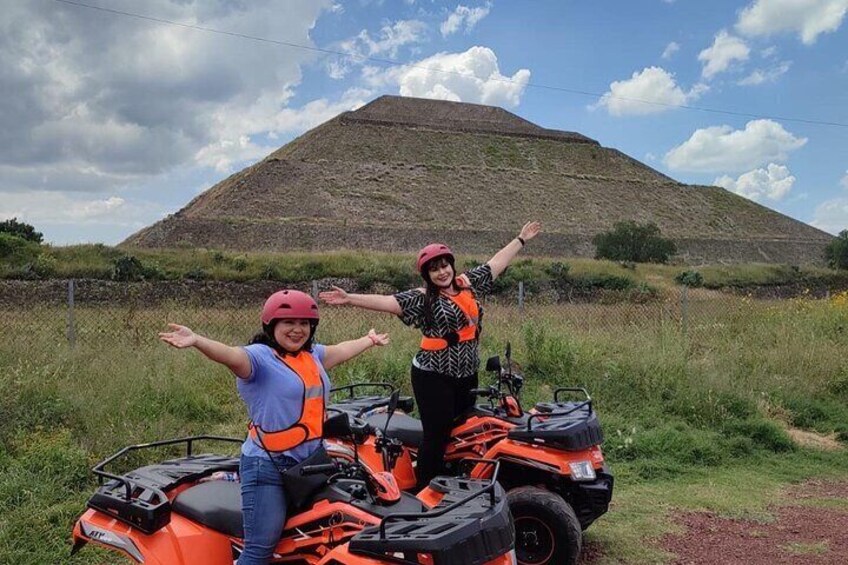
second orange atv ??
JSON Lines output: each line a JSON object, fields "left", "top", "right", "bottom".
{"left": 329, "top": 345, "right": 614, "bottom": 565}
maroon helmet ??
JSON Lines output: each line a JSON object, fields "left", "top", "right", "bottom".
{"left": 416, "top": 243, "right": 454, "bottom": 273}
{"left": 261, "top": 290, "right": 319, "bottom": 325}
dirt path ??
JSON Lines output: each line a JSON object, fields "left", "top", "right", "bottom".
{"left": 657, "top": 480, "right": 848, "bottom": 564}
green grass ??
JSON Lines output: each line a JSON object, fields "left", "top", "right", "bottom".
{"left": 1, "top": 296, "right": 847, "bottom": 563}
{"left": 4, "top": 245, "right": 848, "bottom": 297}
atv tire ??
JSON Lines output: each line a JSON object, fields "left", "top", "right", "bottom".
{"left": 507, "top": 487, "right": 582, "bottom": 565}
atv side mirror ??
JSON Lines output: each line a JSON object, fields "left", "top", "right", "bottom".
{"left": 323, "top": 412, "right": 353, "bottom": 439}
{"left": 505, "top": 342, "right": 512, "bottom": 361}
{"left": 485, "top": 356, "right": 501, "bottom": 373}
{"left": 383, "top": 390, "right": 400, "bottom": 435}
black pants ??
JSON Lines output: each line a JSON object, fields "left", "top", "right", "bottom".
{"left": 411, "top": 365, "right": 478, "bottom": 489}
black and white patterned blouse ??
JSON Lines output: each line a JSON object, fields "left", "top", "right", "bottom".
{"left": 394, "top": 264, "right": 494, "bottom": 379}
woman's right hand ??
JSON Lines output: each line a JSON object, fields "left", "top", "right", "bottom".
{"left": 159, "top": 324, "right": 198, "bottom": 349}
{"left": 318, "top": 285, "right": 350, "bottom": 305}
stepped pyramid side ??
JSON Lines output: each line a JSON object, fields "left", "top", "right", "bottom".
{"left": 124, "top": 96, "right": 832, "bottom": 264}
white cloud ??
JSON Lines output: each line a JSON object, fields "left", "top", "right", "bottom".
{"left": 698, "top": 30, "right": 751, "bottom": 79}
{"left": 662, "top": 41, "right": 681, "bottom": 59}
{"left": 0, "top": 192, "right": 155, "bottom": 226}
{"left": 441, "top": 3, "right": 492, "bottom": 36}
{"left": 326, "top": 19, "right": 428, "bottom": 79}
{"left": 811, "top": 197, "right": 848, "bottom": 234}
{"left": 366, "top": 46, "right": 531, "bottom": 107}
{"left": 714, "top": 163, "right": 795, "bottom": 201}
{"left": 738, "top": 60, "right": 792, "bottom": 84}
{"left": 0, "top": 0, "right": 336, "bottom": 195}
{"left": 196, "top": 88, "right": 372, "bottom": 172}
{"left": 841, "top": 170, "right": 848, "bottom": 189}
{"left": 664, "top": 119, "right": 807, "bottom": 173}
{"left": 736, "top": 0, "right": 848, "bottom": 44}
{"left": 594, "top": 66, "right": 707, "bottom": 116}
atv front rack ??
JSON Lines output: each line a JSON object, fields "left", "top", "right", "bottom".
{"left": 88, "top": 436, "right": 242, "bottom": 534}
{"left": 349, "top": 459, "right": 514, "bottom": 565}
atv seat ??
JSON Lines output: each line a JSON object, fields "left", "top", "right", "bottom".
{"left": 364, "top": 413, "right": 423, "bottom": 448}
{"left": 172, "top": 480, "right": 243, "bottom": 538}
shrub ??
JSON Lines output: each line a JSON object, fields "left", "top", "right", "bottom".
{"left": 232, "top": 255, "right": 249, "bottom": 272}
{"left": 0, "top": 234, "right": 42, "bottom": 266}
{"left": 593, "top": 221, "right": 677, "bottom": 263}
{"left": 675, "top": 270, "right": 704, "bottom": 287}
{"left": 0, "top": 218, "right": 43, "bottom": 243}
{"left": 185, "top": 267, "right": 208, "bottom": 281}
{"left": 825, "top": 230, "right": 848, "bottom": 270}
{"left": 112, "top": 255, "right": 163, "bottom": 281}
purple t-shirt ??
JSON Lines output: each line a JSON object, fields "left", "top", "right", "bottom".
{"left": 237, "top": 343, "right": 330, "bottom": 462}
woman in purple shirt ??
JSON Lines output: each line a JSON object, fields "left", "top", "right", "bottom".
{"left": 160, "top": 289, "right": 389, "bottom": 565}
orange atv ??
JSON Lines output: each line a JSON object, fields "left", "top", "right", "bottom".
{"left": 71, "top": 412, "right": 517, "bottom": 565}
{"left": 329, "top": 346, "right": 613, "bottom": 565}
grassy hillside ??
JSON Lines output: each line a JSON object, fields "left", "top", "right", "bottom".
{"left": 1, "top": 294, "right": 847, "bottom": 563}
{"left": 3, "top": 244, "right": 848, "bottom": 295}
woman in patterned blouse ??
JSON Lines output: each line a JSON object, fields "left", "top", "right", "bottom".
{"left": 319, "top": 221, "right": 541, "bottom": 487}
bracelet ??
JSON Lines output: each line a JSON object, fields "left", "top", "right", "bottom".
{"left": 516, "top": 236, "right": 526, "bottom": 246}
{"left": 367, "top": 333, "right": 380, "bottom": 346}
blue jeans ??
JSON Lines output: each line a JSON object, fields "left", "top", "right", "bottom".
{"left": 237, "top": 453, "right": 297, "bottom": 565}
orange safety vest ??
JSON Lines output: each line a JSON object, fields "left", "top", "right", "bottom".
{"left": 420, "top": 284, "right": 480, "bottom": 351}
{"left": 248, "top": 350, "right": 325, "bottom": 453}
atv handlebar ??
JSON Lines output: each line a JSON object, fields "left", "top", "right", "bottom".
{"left": 330, "top": 382, "right": 395, "bottom": 398}
{"left": 300, "top": 462, "right": 339, "bottom": 476}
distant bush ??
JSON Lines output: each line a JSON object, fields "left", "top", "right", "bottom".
{"left": 675, "top": 270, "right": 704, "bottom": 287}
{"left": 0, "top": 217, "right": 43, "bottom": 243}
{"left": 185, "top": 267, "right": 208, "bottom": 281}
{"left": 112, "top": 255, "right": 165, "bottom": 281}
{"left": 593, "top": 221, "right": 676, "bottom": 263}
{"left": 825, "top": 230, "right": 848, "bottom": 270}
{"left": 0, "top": 233, "right": 42, "bottom": 266}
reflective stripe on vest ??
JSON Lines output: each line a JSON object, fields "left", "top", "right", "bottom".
{"left": 420, "top": 287, "right": 480, "bottom": 351}
{"left": 248, "top": 350, "right": 325, "bottom": 453}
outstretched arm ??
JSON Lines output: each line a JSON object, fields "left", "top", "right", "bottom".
{"left": 487, "top": 221, "right": 542, "bottom": 279}
{"left": 323, "top": 329, "right": 390, "bottom": 370}
{"left": 159, "top": 324, "right": 252, "bottom": 379}
{"left": 319, "top": 286, "right": 402, "bottom": 315}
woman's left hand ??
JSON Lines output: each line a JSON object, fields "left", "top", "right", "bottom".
{"left": 519, "top": 221, "right": 541, "bottom": 242}
{"left": 367, "top": 328, "right": 390, "bottom": 346}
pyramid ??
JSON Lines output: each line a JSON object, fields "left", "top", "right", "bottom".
{"left": 124, "top": 95, "right": 832, "bottom": 264}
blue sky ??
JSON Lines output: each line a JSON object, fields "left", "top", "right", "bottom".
{"left": 2, "top": 0, "right": 847, "bottom": 244}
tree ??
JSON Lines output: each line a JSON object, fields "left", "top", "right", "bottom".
{"left": 593, "top": 221, "right": 676, "bottom": 264}
{"left": 825, "top": 230, "right": 848, "bottom": 270}
{"left": 0, "top": 217, "right": 43, "bottom": 243}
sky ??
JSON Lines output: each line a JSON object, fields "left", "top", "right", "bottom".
{"left": 2, "top": 0, "right": 847, "bottom": 245}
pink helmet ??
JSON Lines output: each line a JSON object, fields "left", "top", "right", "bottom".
{"left": 416, "top": 243, "right": 454, "bottom": 273}
{"left": 261, "top": 290, "right": 319, "bottom": 325}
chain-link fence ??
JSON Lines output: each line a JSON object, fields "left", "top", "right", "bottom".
{"left": 0, "top": 278, "right": 783, "bottom": 359}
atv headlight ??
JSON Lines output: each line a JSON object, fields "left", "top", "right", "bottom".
{"left": 568, "top": 460, "right": 596, "bottom": 481}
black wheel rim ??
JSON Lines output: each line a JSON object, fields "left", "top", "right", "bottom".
{"left": 514, "top": 515, "right": 555, "bottom": 565}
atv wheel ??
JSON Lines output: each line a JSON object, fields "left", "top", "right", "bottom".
{"left": 507, "top": 487, "right": 582, "bottom": 565}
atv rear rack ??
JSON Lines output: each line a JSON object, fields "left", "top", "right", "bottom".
{"left": 87, "top": 436, "right": 242, "bottom": 534}
{"left": 350, "top": 459, "right": 514, "bottom": 565}
{"left": 508, "top": 388, "right": 605, "bottom": 451}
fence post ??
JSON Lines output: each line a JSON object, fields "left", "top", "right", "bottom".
{"left": 518, "top": 281, "right": 525, "bottom": 314}
{"left": 311, "top": 280, "right": 319, "bottom": 300}
{"left": 680, "top": 284, "right": 688, "bottom": 337}
{"left": 67, "top": 279, "right": 76, "bottom": 348}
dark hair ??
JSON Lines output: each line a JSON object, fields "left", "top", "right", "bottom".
{"left": 421, "top": 256, "right": 461, "bottom": 327}
{"left": 249, "top": 319, "right": 318, "bottom": 356}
